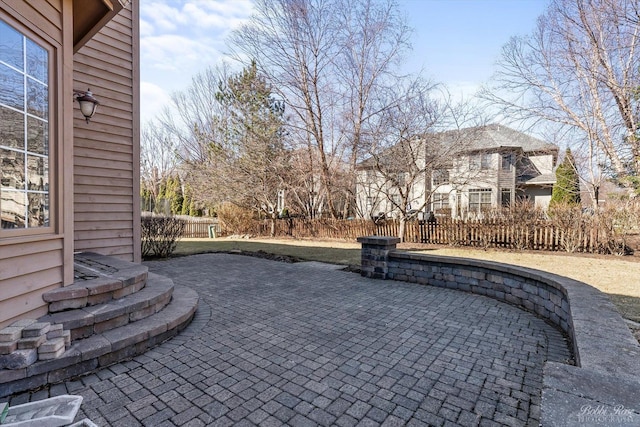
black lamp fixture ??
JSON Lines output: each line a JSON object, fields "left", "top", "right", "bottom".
{"left": 74, "top": 88, "right": 100, "bottom": 123}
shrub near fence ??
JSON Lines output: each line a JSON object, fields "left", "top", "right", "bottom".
{"left": 183, "top": 216, "right": 636, "bottom": 255}
{"left": 142, "top": 216, "right": 186, "bottom": 258}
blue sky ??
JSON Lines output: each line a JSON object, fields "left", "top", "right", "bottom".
{"left": 140, "top": 0, "right": 549, "bottom": 124}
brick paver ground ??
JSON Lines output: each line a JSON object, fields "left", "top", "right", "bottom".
{"left": 6, "top": 254, "right": 570, "bottom": 426}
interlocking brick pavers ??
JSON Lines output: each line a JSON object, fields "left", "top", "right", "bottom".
{"left": 1, "top": 253, "right": 570, "bottom": 426}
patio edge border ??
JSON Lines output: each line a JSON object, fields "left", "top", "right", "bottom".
{"left": 357, "top": 236, "right": 640, "bottom": 426}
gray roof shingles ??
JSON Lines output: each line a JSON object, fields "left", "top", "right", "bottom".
{"left": 358, "top": 124, "right": 558, "bottom": 168}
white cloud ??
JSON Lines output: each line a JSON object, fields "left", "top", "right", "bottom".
{"left": 139, "top": 0, "right": 254, "bottom": 121}
{"left": 140, "top": 2, "right": 185, "bottom": 32}
{"left": 183, "top": 1, "right": 253, "bottom": 31}
{"left": 139, "top": 18, "right": 154, "bottom": 38}
{"left": 141, "top": 0, "right": 253, "bottom": 33}
{"left": 140, "top": 81, "right": 171, "bottom": 124}
{"left": 141, "top": 34, "right": 221, "bottom": 72}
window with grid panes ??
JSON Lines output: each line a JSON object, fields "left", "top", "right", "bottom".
{"left": 432, "top": 192, "right": 449, "bottom": 213}
{"left": 0, "top": 19, "right": 50, "bottom": 231}
{"left": 469, "top": 188, "right": 492, "bottom": 213}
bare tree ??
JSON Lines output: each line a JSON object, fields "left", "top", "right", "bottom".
{"left": 230, "top": 0, "right": 342, "bottom": 217}
{"left": 334, "top": 0, "right": 412, "bottom": 216}
{"left": 357, "top": 80, "right": 486, "bottom": 240}
{"left": 285, "top": 145, "right": 332, "bottom": 219}
{"left": 140, "top": 123, "right": 178, "bottom": 212}
{"left": 153, "top": 62, "right": 290, "bottom": 234}
{"left": 230, "top": 0, "right": 413, "bottom": 218}
{"left": 482, "top": 0, "right": 640, "bottom": 195}
{"left": 156, "top": 64, "right": 233, "bottom": 208}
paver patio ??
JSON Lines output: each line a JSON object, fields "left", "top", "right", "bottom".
{"left": 3, "top": 254, "right": 571, "bottom": 426}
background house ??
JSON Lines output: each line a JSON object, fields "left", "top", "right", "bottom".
{"left": 355, "top": 124, "right": 558, "bottom": 219}
{"left": 0, "top": 0, "right": 140, "bottom": 327}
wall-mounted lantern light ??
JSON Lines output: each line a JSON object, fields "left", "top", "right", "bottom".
{"left": 74, "top": 88, "right": 100, "bottom": 123}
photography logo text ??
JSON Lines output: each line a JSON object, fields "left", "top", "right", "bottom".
{"left": 577, "top": 405, "right": 634, "bottom": 424}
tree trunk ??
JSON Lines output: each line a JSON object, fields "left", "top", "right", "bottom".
{"left": 270, "top": 213, "right": 276, "bottom": 237}
{"left": 398, "top": 217, "right": 406, "bottom": 242}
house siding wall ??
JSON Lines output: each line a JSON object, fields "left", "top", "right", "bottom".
{"left": 498, "top": 170, "right": 514, "bottom": 191}
{"left": 0, "top": 0, "right": 74, "bottom": 328}
{"left": 72, "top": 2, "right": 140, "bottom": 262}
{"left": 529, "top": 154, "right": 555, "bottom": 175}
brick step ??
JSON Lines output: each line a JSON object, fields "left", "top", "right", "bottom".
{"left": 43, "top": 252, "right": 148, "bottom": 313}
{"left": 0, "top": 285, "right": 198, "bottom": 398}
{"left": 39, "top": 273, "right": 174, "bottom": 341}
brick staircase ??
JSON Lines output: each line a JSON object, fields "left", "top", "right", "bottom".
{"left": 0, "top": 253, "right": 198, "bottom": 398}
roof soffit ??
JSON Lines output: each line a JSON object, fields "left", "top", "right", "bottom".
{"left": 73, "top": 0, "right": 128, "bottom": 52}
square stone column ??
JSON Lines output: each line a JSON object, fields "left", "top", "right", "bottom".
{"left": 357, "top": 236, "right": 400, "bottom": 279}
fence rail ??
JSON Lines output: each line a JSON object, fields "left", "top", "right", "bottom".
{"left": 180, "top": 220, "right": 222, "bottom": 238}
{"left": 177, "top": 217, "right": 635, "bottom": 255}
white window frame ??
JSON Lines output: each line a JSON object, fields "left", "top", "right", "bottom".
{"left": 502, "top": 153, "right": 514, "bottom": 171}
{"left": 469, "top": 188, "right": 492, "bottom": 213}
{"left": 501, "top": 188, "right": 512, "bottom": 207}
{"left": 431, "top": 192, "right": 449, "bottom": 213}
{"left": 432, "top": 169, "right": 449, "bottom": 187}
{"left": 481, "top": 153, "right": 492, "bottom": 170}
{"left": 0, "top": 17, "right": 53, "bottom": 235}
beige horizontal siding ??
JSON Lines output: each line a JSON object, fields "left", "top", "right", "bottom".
{"left": 73, "top": 2, "right": 139, "bottom": 262}
{"left": 75, "top": 165, "right": 133, "bottom": 179}
{"left": 75, "top": 211, "right": 133, "bottom": 222}
{"left": 0, "top": 238, "right": 64, "bottom": 327}
{"left": 72, "top": 51, "right": 133, "bottom": 77}
{"left": 75, "top": 174, "right": 132, "bottom": 187}
{"left": 73, "top": 130, "right": 135, "bottom": 147}
{"left": 73, "top": 237, "right": 136, "bottom": 252}
{"left": 0, "top": 0, "right": 68, "bottom": 328}
{"left": 2, "top": 0, "right": 62, "bottom": 41}
{"left": 74, "top": 157, "right": 133, "bottom": 171}
{"left": 74, "top": 203, "right": 135, "bottom": 216}
{"left": 74, "top": 69, "right": 135, "bottom": 91}
{"left": 46, "top": 0, "right": 61, "bottom": 13}
{"left": 75, "top": 146, "right": 133, "bottom": 161}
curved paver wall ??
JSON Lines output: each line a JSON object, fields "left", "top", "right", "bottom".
{"left": 358, "top": 236, "right": 640, "bottom": 426}
{"left": 387, "top": 252, "right": 573, "bottom": 344}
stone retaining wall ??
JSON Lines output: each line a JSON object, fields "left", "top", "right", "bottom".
{"left": 357, "top": 236, "right": 640, "bottom": 426}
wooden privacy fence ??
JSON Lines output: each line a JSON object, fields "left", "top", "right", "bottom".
{"left": 180, "top": 219, "right": 222, "bottom": 238}
{"left": 413, "top": 219, "right": 599, "bottom": 252}
{"left": 178, "top": 217, "right": 631, "bottom": 254}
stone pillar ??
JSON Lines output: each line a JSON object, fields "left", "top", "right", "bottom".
{"left": 357, "top": 236, "right": 400, "bottom": 279}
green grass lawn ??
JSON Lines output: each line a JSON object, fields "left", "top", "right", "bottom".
{"left": 174, "top": 239, "right": 361, "bottom": 265}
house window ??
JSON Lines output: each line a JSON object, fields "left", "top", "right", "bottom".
{"left": 469, "top": 154, "right": 480, "bottom": 171}
{"left": 502, "top": 153, "right": 514, "bottom": 171}
{"left": 396, "top": 172, "right": 406, "bottom": 187}
{"left": 501, "top": 188, "right": 511, "bottom": 206}
{"left": 431, "top": 192, "right": 449, "bottom": 213}
{"left": 470, "top": 153, "right": 491, "bottom": 171}
{"left": 1, "top": 19, "right": 50, "bottom": 230}
{"left": 432, "top": 169, "right": 449, "bottom": 187}
{"left": 481, "top": 153, "right": 492, "bottom": 170}
{"left": 469, "top": 188, "right": 492, "bottom": 213}
{"left": 365, "top": 169, "right": 374, "bottom": 182}
{"left": 391, "top": 194, "right": 401, "bottom": 208}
